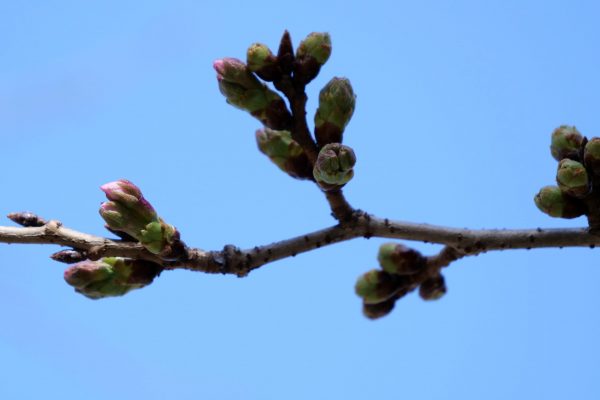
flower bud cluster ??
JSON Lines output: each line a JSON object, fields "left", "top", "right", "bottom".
{"left": 63, "top": 258, "right": 161, "bottom": 299}
{"left": 215, "top": 32, "right": 359, "bottom": 188}
{"left": 99, "top": 179, "right": 181, "bottom": 256}
{"left": 534, "top": 126, "right": 600, "bottom": 226}
{"left": 355, "top": 243, "right": 447, "bottom": 320}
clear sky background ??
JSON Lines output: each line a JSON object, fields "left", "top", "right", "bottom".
{"left": 2, "top": 1, "right": 600, "bottom": 399}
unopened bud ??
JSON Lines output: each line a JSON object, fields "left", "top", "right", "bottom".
{"left": 295, "top": 32, "right": 331, "bottom": 84}
{"left": 247, "top": 43, "right": 280, "bottom": 81}
{"left": 214, "top": 57, "right": 292, "bottom": 130}
{"left": 256, "top": 128, "right": 313, "bottom": 179}
{"left": 99, "top": 180, "right": 179, "bottom": 255}
{"left": 377, "top": 243, "right": 425, "bottom": 275}
{"left": 313, "top": 143, "right": 356, "bottom": 190}
{"left": 314, "top": 77, "right": 356, "bottom": 146}
{"left": 584, "top": 137, "right": 600, "bottom": 176}
{"left": 534, "top": 185, "right": 586, "bottom": 219}
{"left": 7, "top": 212, "right": 46, "bottom": 227}
{"left": 276, "top": 30, "right": 295, "bottom": 75}
{"left": 550, "top": 125, "right": 583, "bottom": 161}
{"left": 355, "top": 269, "right": 402, "bottom": 305}
{"left": 419, "top": 274, "right": 447, "bottom": 301}
{"left": 51, "top": 249, "right": 87, "bottom": 264}
{"left": 556, "top": 159, "right": 589, "bottom": 198}
{"left": 64, "top": 258, "right": 161, "bottom": 299}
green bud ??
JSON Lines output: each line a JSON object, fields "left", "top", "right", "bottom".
{"left": 534, "top": 185, "right": 586, "bottom": 219}
{"left": 63, "top": 258, "right": 161, "bottom": 300}
{"left": 256, "top": 128, "right": 313, "bottom": 179}
{"left": 556, "top": 159, "right": 589, "bottom": 198}
{"left": 100, "top": 180, "right": 181, "bottom": 256}
{"left": 419, "top": 274, "right": 447, "bottom": 301}
{"left": 362, "top": 298, "right": 396, "bottom": 320}
{"left": 314, "top": 77, "right": 356, "bottom": 146}
{"left": 247, "top": 43, "right": 280, "bottom": 81}
{"left": 295, "top": 32, "right": 332, "bottom": 84}
{"left": 354, "top": 269, "right": 402, "bottom": 305}
{"left": 214, "top": 58, "right": 292, "bottom": 129}
{"left": 377, "top": 243, "right": 425, "bottom": 275}
{"left": 584, "top": 137, "right": 600, "bottom": 176}
{"left": 550, "top": 125, "right": 583, "bottom": 161}
{"left": 297, "top": 32, "right": 331, "bottom": 65}
{"left": 313, "top": 143, "right": 356, "bottom": 190}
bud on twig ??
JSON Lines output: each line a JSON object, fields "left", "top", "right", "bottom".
{"left": 355, "top": 269, "right": 403, "bottom": 305}
{"left": 295, "top": 32, "right": 331, "bottom": 84}
{"left": 7, "top": 212, "right": 47, "bottom": 227}
{"left": 419, "top": 274, "right": 447, "bottom": 301}
{"left": 314, "top": 77, "right": 356, "bottom": 147}
{"left": 584, "top": 137, "right": 600, "bottom": 176}
{"left": 247, "top": 43, "right": 280, "bottom": 81}
{"left": 550, "top": 125, "right": 583, "bottom": 161}
{"left": 377, "top": 243, "right": 425, "bottom": 275}
{"left": 214, "top": 58, "right": 292, "bottom": 130}
{"left": 556, "top": 159, "right": 589, "bottom": 198}
{"left": 313, "top": 143, "right": 356, "bottom": 190}
{"left": 534, "top": 185, "right": 586, "bottom": 219}
{"left": 277, "top": 30, "right": 295, "bottom": 75}
{"left": 99, "top": 179, "right": 179, "bottom": 255}
{"left": 64, "top": 258, "right": 161, "bottom": 299}
{"left": 51, "top": 249, "right": 87, "bottom": 264}
{"left": 256, "top": 128, "right": 313, "bottom": 179}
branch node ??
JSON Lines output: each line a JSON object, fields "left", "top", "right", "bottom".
{"left": 44, "top": 220, "right": 62, "bottom": 234}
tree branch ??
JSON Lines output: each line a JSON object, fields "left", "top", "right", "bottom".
{"left": 2, "top": 213, "right": 597, "bottom": 277}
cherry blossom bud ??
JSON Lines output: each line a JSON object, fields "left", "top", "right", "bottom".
{"left": 214, "top": 58, "right": 292, "bottom": 130}
{"left": 313, "top": 143, "right": 356, "bottom": 190}
{"left": 314, "top": 77, "right": 356, "bottom": 146}
{"left": 550, "top": 125, "right": 583, "bottom": 161}
{"left": 295, "top": 32, "right": 331, "bottom": 84}
{"left": 377, "top": 243, "right": 425, "bottom": 275}
{"left": 556, "top": 159, "right": 589, "bottom": 198}
{"left": 256, "top": 128, "right": 313, "bottom": 179}
{"left": 64, "top": 258, "right": 161, "bottom": 299}
{"left": 534, "top": 185, "right": 586, "bottom": 219}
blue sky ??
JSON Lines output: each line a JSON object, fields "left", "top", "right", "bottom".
{"left": 2, "top": 1, "right": 600, "bottom": 399}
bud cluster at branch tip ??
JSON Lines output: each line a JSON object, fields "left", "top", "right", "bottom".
{"left": 355, "top": 242, "right": 448, "bottom": 319}
{"left": 213, "top": 58, "right": 291, "bottom": 130}
{"left": 314, "top": 77, "right": 356, "bottom": 147}
{"left": 313, "top": 143, "right": 356, "bottom": 190}
{"left": 534, "top": 125, "right": 600, "bottom": 228}
{"left": 99, "top": 179, "right": 181, "bottom": 256}
{"left": 295, "top": 32, "right": 332, "bottom": 84}
{"left": 64, "top": 258, "right": 162, "bottom": 299}
{"left": 256, "top": 128, "right": 313, "bottom": 179}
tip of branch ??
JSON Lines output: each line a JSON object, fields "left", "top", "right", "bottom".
{"left": 7, "top": 212, "right": 47, "bottom": 227}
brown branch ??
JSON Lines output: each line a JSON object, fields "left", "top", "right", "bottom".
{"left": 2, "top": 213, "right": 598, "bottom": 277}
